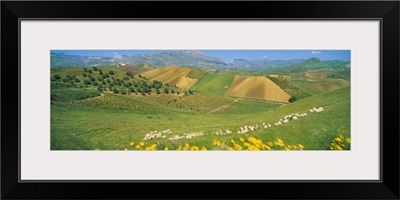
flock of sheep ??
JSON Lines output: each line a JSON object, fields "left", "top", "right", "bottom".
{"left": 215, "top": 130, "right": 233, "bottom": 136}
{"left": 309, "top": 107, "right": 324, "bottom": 113}
{"left": 274, "top": 112, "right": 308, "bottom": 126}
{"left": 143, "top": 129, "right": 172, "bottom": 140}
{"left": 142, "top": 106, "right": 324, "bottom": 141}
{"left": 169, "top": 132, "right": 204, "bottom": 141}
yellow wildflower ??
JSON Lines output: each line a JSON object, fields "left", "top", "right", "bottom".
{"left": 265, "top": 146, "right": 271, "bottom": 150}
{"left": 145, "top": 144, "right": 157, "bottom": 151}
{"left": 164, "top": 147, "right": 169, "bottom": 150}
{"left": 230, "top": 139, "right": 235, "bottom": 144}
{"left": 274, "top": 139, "right": 285, "bottom": 147}
{"left": 299, "top": 144, "right": 304, "bottom": 149}
{"left": 201, "top": 146, "right": 207, "bottom": 151}
{"left": 140, "top": 142, "right": 145, "bottom": 147}
{"left": 243, "top": 142, "right": 251, "bottom": 147}
{"left": 177, "top": 145, "right": 182, "bottom": 150}
{"left": 124, "top": 148, "right": 128, "bottom": 151}
{"left": 213, "top": 139, "right": 221, "bottom": 146}
{"left": 183, "top": 143, "right": 190, "bottom": 150}
{"left": 94, "top": 148, "right": 100, "bottom": 151}
{"left": 190, "top": 146, "right": 199, "bottom": 151}
{"left": 345, "top": 138, "right": 351, "bottom": 144}
{"left": 247, "top": 145, "right": 260, "bottom": 150}
{"left": 239, "top": 138, "right": 245, "bottom": 142}
{"left": 135, "top": 145, "right": 141, "bottom": 149}
{"left": 130, "top": 141, "right": 134, "bottom": 146}
{"left": 267, "top": 142, "right": 273, "bottom": 147}
{"left": 227, "top": 147, "right": 234, "bottom": 151}
{"left": 334, "top": 137, "right": 342, "bottom": 143}
{"left": 234, "top": 143, "right": 243, "bottom": 150}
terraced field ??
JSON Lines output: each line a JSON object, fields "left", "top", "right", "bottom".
{"left": 292, "top": 78, "right": 350, "bottom": 94}
{"left": 226, "top": 75, "right": 291, "bottom": 102}
{"left": 140, "top": 66, "right": 197, "bottom": 89}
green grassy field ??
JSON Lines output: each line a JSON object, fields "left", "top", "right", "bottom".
{"left": 51, "top": 65, "right": 350, "bottom": 151}
{"left": 190, "top": 73, "right": 235, "bottom": 94}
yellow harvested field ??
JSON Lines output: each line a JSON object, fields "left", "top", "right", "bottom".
{"left": 226, "top": 75, "right": 291, "bottom": 103}
{"left": 180, "top": 77, "right": 198, "bottom": 89}
{"left": 140, "top": 66, "right": 197, "bottom": 89}
{"left": 306, "top": 72, "right": 327, "bottom": 81}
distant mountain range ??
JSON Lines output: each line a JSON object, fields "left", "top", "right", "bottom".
{"left": 51, "top": 50, "right": 346, "bottom": 70}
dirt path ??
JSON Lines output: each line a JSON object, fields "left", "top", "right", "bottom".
{"left": 206, "top": 99, "right": 238, "bottom": 114}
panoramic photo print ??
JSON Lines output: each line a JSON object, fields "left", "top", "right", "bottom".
{"left": 50, "top": 50, "right": 351, "bottom": 151}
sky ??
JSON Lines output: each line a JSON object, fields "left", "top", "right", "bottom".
{"left": 51, "top": 50, "right": 350, "bottom": 62}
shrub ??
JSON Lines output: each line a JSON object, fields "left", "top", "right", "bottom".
{"left": 288, "top": 97, "right": 297, "bottom": 103}
{"left": 52, "top": 74, "right": 61, "bottom": 81}
{"left": 113, "top": 88, "right": 119, "bottom": 94}
{"left": 97, "top": 85, "right": 103, "bottom": 92}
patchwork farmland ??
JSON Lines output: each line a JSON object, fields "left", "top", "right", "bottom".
{"left": 51, "top": 56, "right": 351, "bottom": 151}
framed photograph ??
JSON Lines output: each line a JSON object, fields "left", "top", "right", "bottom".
{"left": 2, "top": 1, "right": 399, "bottom": 199}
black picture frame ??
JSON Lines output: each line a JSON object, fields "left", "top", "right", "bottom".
{"left": 2, "top": 1, "right": 399, "bottom": 199}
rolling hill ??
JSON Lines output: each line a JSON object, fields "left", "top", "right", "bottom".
{"left": 140, "top": 66, "right": 198, "bottom": 89}
{"left": 226, "top": 76, "right": 291, "bottom": 102}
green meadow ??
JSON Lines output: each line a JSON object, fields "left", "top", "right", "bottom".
{"left": 51, "top": 64, "right": 351, "bottom": 151}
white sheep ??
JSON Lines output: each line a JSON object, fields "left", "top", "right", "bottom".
{"left": 315, "top": 107, "right": 324, "bottom": 113}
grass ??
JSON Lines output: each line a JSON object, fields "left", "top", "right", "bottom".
{"left": 292, "top": 78, "right": 350, "bottom": 94}
{"left": 51, "top": 88, "right": 100, "bottom": 102}
{"left": 190, "top": 73, "right": 235, "bottom": 94}
{"left": 51, "top": 86, "right": 350, "bottom": 150}
{"left": 50, "top": 66, "right": 350, "bottom": 151}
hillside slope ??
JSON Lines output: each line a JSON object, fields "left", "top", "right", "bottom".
{"left": 140, "top": 66, "right": 197, "bottom": 89}
{"left": 226, "top": 75, "right": 291, "bottom": 102}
